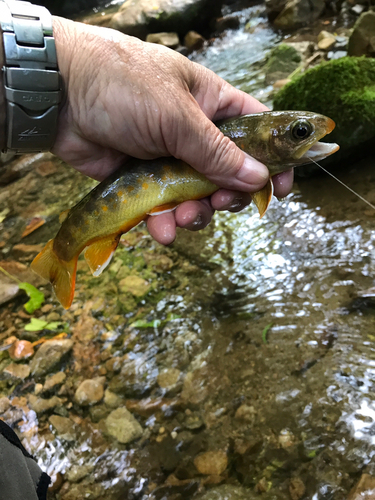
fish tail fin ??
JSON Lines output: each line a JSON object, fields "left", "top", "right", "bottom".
{"left": 252, "top": 179, "right": 274, "bottom": 218}
{"left": 31, "top": 240, "right": 78, "bottom": 309}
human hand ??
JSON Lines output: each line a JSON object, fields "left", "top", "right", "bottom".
{"left": 52, "top": 17, "right": 293, "bottom": 244}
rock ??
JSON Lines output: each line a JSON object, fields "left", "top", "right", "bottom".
{"left": 49, "top": 415, "right": 76, "bottom": 441}
{"left": 273, "top": 57, "right": 375, "bottom": 166}
{"left": 43, "top": 371, "right": 66, "bottom": 392}
{"left": 3, "top": 363, "right": 30, "bottom": 380}
{"left": 12, "top": 244, "right": 44, "bottom": 259}
{"left": 234, "top": 404, "right": 255, "bottom": 423}
{"left": 348, "top": 474, "right": 375, "bottom": 500}
{"left": 194, "top": 451, "right": 228, "bottom": 475}
{"left": 317, "top": 30, "right": 336, "bottom": 50}
{"left": 146, "top": 32, "right": 180, "bottom": 48}
{"left": 195, "top": 484, "right": 254, "bottom": 500}
{"left": 264, "top": 43, "right": 301, "bottom": 85}
{"left": 36, "top": 0, "right": 100, "bottom": 16}
{"left": 118, "top": 275, "right": 151, "bottom": 297}
{"left": 28, "top": 394, "right": 62, "bottom": 414}
{"left": 74, "top": 377, "right": 105, "bottom": 406}
{"left": 8, "top": 340, "right": 34, "bottom": 360}
{"left": 289, "top": 477, "right": 306, "bottom": 500}
{"left": 184, "top": 31, "right": 205, "bottom": 51}
{"left": 104, "top": 389, "right": 124, "bottom": 409}
{"left": 214, "top": 15, "right": 240, "bottom": 33}
{"left": 278, "top": 428, "right": 296, "bottom": 448}
{"left": 272, "top": 0, "right": 325, "bottom": 29}
{"left": 65, "top": 464, "right": 95, "bottom": 483}
{"left": 105, "top": 407, "right": 143, "bottom": 444}
{"left": 0, "top": 281, "right": 19, "bottom": 306}
{"left": 181, "top": 369, "right": 208, "bottom": 405}
{"left": 109, "top": 0, "right": 223, "bottom": 40}
{"left": 30, "top": 339, "right": 74, "bottom": 377}
{"left": 348, "top": 11, "right": 375, "bottom": 57}
{"left": 157, "top": 367, "right": 181, "bottom": 389}
{"left": 0, "top": 397, "right": 11, "bottom": 413}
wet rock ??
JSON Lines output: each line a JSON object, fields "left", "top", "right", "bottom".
{"left": 3, "top": 363, "right": 30, "bottom": 380}
{"left": 126, "top": 397, "right": 179, "bottom": 416}
{"left": 0, "top": 281, "right": 19, "bottom": 306}
{"left": 234, "top": 404, "right": 255, "bottom": 424}
{"left": 214, "top": 15, "right": 240, "bottom": 33}
{"left": 273, "top": 57, "right": 375, "bottom": 165}
{"left": 43, "top": 371, "right": 66, "bottom": 392}
{"left": 184, "top": 31, "right": 205, "bottom": 51}
{"left": 194, "top": 451, "right": 228, "bottom": 476}
{"left": 348, "top": 474, "right": 375, "bottom": 500}
{"left": 195, "top": 484, "right": 253, "bottom": 499}
{"left": 181, "top": 369, "right": 208, "bottom": 405}
{"left": 0, "top": 397, "right": 11, "bottom": 413}
{"left": 104, "top": 389, "right": 124, "bottom": 409}
{"left": 272, "top": 0, "right": 325, "bottom": 29}
{"left": 12, "top": 244, "right": 44, "bottom": 259}
{"left": 184, "top": 412, "right": 205, "bottom": 430}
{"left": 348, "top": 11, "right": 375, "bottom": 57}
{"left": 28, "top": 394, "right": 62, "bottom": 414}
{"left": 74, "top": 377, "right": 105, "bottom": 406}
{"left": 157, "top": 367, "right": 181, "bottom": 390}
{"left": 49, "top": 415, "right": 76, "bottom": 441}
{"left": 118, "top": 275, "right": 151, "bottom": 297}
{"left": 105, "top": 407, "right": 143, "bottom": 444}
{"left": 146, "top": 32, "right": 180, "bottom": 48}
{"left": 264, "top": 43, "right": 301, "bottom": 84}
{"left": 278, "top": 428, "right": 296, "bottom": 448}
{"left": 289, "top": 477, "right": 306, "bottom": 500}
{"left": 0, "top": 260, "right": 43, "bottom": 288}
{"left": 89, "top": 404, "right": 111, "bottom": 423}
{"left": 65, "top": 464, "right": 95, "bottom": 483}
{"left": 318, "top": 30, "right": 336, "bottom": 51}
{"left": 8, "top": 340, "right": 34, "bottom": 360}
{"left": 30, "top": 339, "right": 74, "bottom": 377}
{"left": 109, "top": 357, "right": 156, "bottom": 397}
{"left": 109, "top": 0, "right": 223, "bottom": 40}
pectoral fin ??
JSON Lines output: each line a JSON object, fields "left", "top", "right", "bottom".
{"left": 251, "top": 180, "right": 274, "bottom": 218}
{"left": 84, "top": 235, "right": 120, "bottom": 277}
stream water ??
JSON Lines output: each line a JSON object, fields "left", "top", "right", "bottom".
{"left": 0, "top": 4, "right": 375, "bottom": 500}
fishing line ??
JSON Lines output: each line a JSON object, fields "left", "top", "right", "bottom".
{"left": 309, "top": 158, "right": 375, "bottom": 211}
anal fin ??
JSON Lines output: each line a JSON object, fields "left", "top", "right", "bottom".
{"left": 84, "top": 234, "right": 120, "bottom": 277}
{"left": 252, "top": 179, "right": 274, "bottom": 218}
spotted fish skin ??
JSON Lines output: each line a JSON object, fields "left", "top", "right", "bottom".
{"left": 31, "top": 110, "right": 338, "bottom": 308}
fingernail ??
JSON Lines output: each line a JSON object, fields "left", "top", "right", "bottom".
{"left": 236, "top": 156, "right": 269, "bottom": 186}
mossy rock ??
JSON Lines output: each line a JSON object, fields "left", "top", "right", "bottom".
{"left": 273, "top": 56, "right": 375, "bottom": 165}
{"left": 264, "top": 43, "right": 302, "bottom": 84}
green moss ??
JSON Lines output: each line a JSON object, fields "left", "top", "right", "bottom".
{"left": 273, "top": 57, "right": 375, "bottom": 151}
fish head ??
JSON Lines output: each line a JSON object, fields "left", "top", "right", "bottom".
{"left": 263, "top": 110, "right": 339, "bottom": 175}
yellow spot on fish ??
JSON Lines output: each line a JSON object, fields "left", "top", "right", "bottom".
{"left": 117, "top": 191, "right": 123, "bottom": 197}
{"left": 128, "top": 186, "right": 134, "bottom": 193}
{"left": 122, "top": 199, "right": 127, "bottom": 204}
{"left": 142, "top": 182, "right": 149, "bottom": 190}
{"left": 102, "top": 206, "right": 108, "bottom": 212}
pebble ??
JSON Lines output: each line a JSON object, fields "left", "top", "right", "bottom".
{"left": 30, "top": 339, "right": 74, "bottom": 376}
{"left": 49, "top": 415, "right": 76, "bottom": 441}
{"left": 146, "top": 32, "right": 180, "bottom": 49}
{"left": 0, "top": 397, "right": 11, "bottom": 413}
{"left": 3, "top": 362, "right": 30, "bottom": 379}
{"left": 74, "top": 377, "right": 105, "bottom": 406}
{"left": 43, "top": 371, "right": 66, "bottom": 392}
{"left": 65, "top": 464, "right": 95, "bottom": 483}
{"left": 234, "top": 404, "right": 255, "bottom": 423}
{"left": 194, "top": 451, "right": 228, "bottom": 476}
{"left": 104, "top": 389, "right": 124, "bottom": 409}
{"left": 279, "top": 428, "right": 296, "bottom": 449}
{"left": 118, "top": 275, "right": 150, "bottom": 297}
{"left": 184, "top": 31, "right": 205, "bottom": 51}
{"left": 157, "top": 368, "right": 181, "bottom": 389}
{"left": 105, "top": 407, "right": 143, "bottom": 444}
{"left": 28, "top": 394, "right": 62, "bottom": 414}
{"left": 289, "top": 477, "right": 306, "bottom": 500}
{"left": 0, "top": 282, "right": 19, "bottom": 306}
{"left": 348, "top": 474, "right": 375, "bottom": 500}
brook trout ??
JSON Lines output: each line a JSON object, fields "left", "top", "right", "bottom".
{"left": 31, "top": 111, "right": 339, "bottom": 309}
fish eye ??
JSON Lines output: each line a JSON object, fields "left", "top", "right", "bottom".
{"left": 291, "top": 120, "right": 313, "bottom": 140}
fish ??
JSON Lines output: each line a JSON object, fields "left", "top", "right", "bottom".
{"left": 31, "top": 110, "right": 339, "bottom": 309}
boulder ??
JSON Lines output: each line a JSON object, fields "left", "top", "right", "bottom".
{"left": 184, "top": 31, "right": 205, "bottom": 51}
{"left": 273, "top": 56, "right": 375, "bottom": 166}
{"left": 109, "top": 0, "right": 223, "bottom": 40}
{"left": 270, "top": 0, "right": 325, "bottom": 29}
{"left": 348, "top": 11, "right": 375, "bottom": 57}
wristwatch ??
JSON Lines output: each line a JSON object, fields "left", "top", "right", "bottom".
{"left": 0, "top": 0, "right": 62, "bottom": 153}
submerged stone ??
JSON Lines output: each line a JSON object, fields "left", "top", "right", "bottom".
{"left": 74, "top": 377, "right": 105, "bottom": 406}
{"left": 30, "top": 339, "right": 74, "bottom": 377}
{"left": 49, "top": 415, "right": 76, "bottom": 441}
{"left": 194, "top": 450, "right": 228, "bottom": 476}
{"left": 105, "top": 407, "right": 143, "bottom": 444}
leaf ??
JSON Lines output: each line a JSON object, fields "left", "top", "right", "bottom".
{"left": 19, "top": 282, "right": 45, "bottom": 314}
{"left": 24, "top": 318, "right": 48, "bottom": 331}
{"left": 21, "top": 217, "right": 45, "bottom": 238}
{"left": 24, "top": 318, "right": 65, "bottom": 332}
{"left": 129, "top": 313, "right": 181, "bottom": 329}
{"left": 261, "top": 323, "right": 273, "bottom": 344}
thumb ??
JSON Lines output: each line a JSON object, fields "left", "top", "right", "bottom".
{"left": 172, "top": 108, "right": 269, "bottom": 193}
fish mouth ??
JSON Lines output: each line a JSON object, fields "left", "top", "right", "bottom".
{"left": 301, "top": 141, "right": 340, "bottom": 162}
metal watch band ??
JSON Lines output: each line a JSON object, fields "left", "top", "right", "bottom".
{"left": 0, "top": 0, "right": 62, "bottom": 153}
